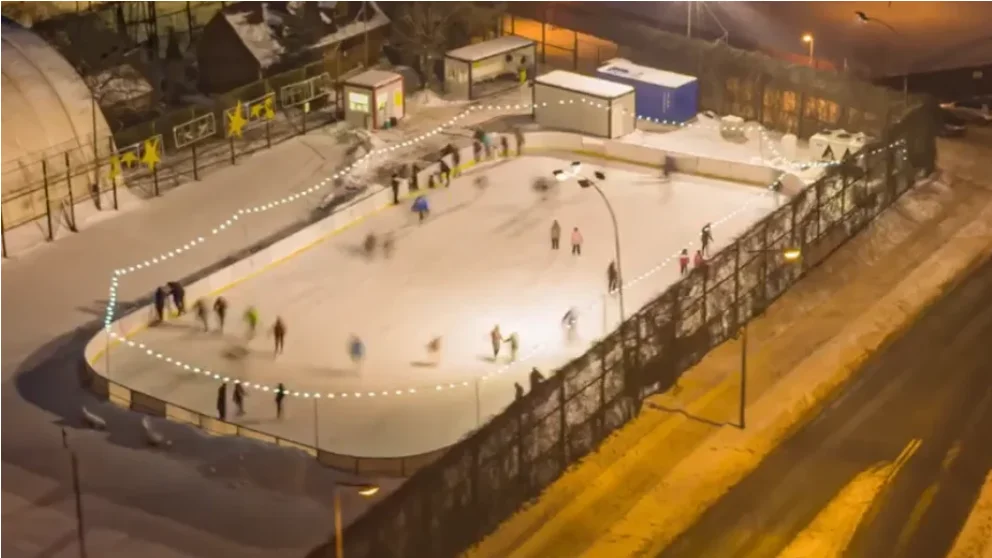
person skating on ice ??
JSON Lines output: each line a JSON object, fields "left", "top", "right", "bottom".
{"left": 364, "top": 232, "right": 378, "bottom": 258}
{"left": 349, "top": 335, "right": 366, "bottom": 366}
{"left": 700, "top": 223, "right": 713, "bottom": 256}
{"left": 193, "top": 299, "right": 210, "bottom": 331}
{"left": 233, "top": 382, "right": 247, "bottom": 416}
{"left": 571, "top": 227, "right": 584, "bottom": 255}
{"left": 490, "top": 325, "right": 503, "bottom": 359}
{"left": 607, "top": 260, "right": 619, "bottom": 293}
{"left": 550, "top": 220, "right": 561, "bottom": 250}
{"left": 213, "top": 297, "right": 228, "bottom": 331}
{"left": 167, "top": 281, "right": 186, "bottom": 315}
{"left": 694, "top": 249, "right": 706, "bottom": 270}
{"left": 426, "top": 336, "right": 442, "bottom": 363}
{"left": 153, "top": 286, "right": 167, "bottom": 323}
{"left": 679, "top": 248, "right": 690, "bottom": 276}
{"left": 275, "top": 382, "right": 286, "bottom": 419}
{"left": 216, "top": 382, "right": 227, "bottom": 420}
{"left": 505, "top": 332, "right": 520, "bottom": 362}
{"left": 412, "top": 195, "right": 430, "bottom": 223}
{"left": 244, "top": 306, "right": 260, "bottom": 340}
{"left": 383, "top": 231, "right": 395, "bottom": 258}
{"left": 272, "top": 317, "right": 286, "bottom": 355}
{"left": 562, "top": 307, "right": 579, "bottom": 342}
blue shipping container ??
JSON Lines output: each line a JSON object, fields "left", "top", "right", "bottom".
{"left": 596, "top": 59, "right": 699, "bottom": 123}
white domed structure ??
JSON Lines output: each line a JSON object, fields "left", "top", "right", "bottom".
{"left": 1, "top": 16, "right": 113, "bottom": 226}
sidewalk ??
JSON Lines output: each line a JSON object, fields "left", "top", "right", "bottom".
{"left": 463, "top": 137, "right": 992, "bottom": 558}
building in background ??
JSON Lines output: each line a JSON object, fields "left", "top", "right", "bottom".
{"left": 342, "top": 69, "right": 404, "bottom": 129}
{"left": 197, "top": 1, "right": 389, "bottom": 95}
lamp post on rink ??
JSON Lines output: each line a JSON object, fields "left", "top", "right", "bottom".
{"left": 736, "top": 246, "right": 801, "bottom": 429}
{"left": 553, "top": 163, "right": 626, "bottom": 326}
{"left": 333, "top": 481, "right": 380, "bottom": 558}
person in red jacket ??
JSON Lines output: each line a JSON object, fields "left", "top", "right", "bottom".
{"left": 679, "top": 248, "right": 691, "bottom": 276}
{"left": 693, "top": 249, "right": 706, "bottom": 270}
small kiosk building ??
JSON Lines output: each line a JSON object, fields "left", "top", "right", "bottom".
{"left": 444, "top": 35, "right": 536, "bottom": 100}
{"left": 533, "top": 70, "right": 636, "bottom": 138}
{"left": 596, "top": 58, "right": 699, "bottom": 123}
{"left": 342, "top": 69, "right": 405, "bottom": 129}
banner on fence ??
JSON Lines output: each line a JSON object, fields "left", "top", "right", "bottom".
{"left": 280, "top": 72, "right": 334, "bottom": 109}
{"left": 173, "top": 113, "right": 217, "bottom": 149}
{"left": 225, "top": 93, "right": 276, "bottom": 138}
{"left": 108, "top": 134, "right": 163, "bottom": 179}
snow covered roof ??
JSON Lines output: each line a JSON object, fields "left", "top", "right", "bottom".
{"left": 345, "top": 69, "right": 402, "bottom": 89}
{"left": 221, "top": 1, "right": 389, "bottom": 69}
{"left": 535, "top": 70, "right": 634, "bottom": 99}
{"left": 598, "top": 58, "right": 696, "bottom": 88}
{"left": 446, "top": 35, "right": 535, "bottom": 62}
{"left": 85, "top": 63, "right": 155, "bottom": 106}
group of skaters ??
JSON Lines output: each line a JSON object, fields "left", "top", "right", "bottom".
{"left": 678, "top": 223, "right": 714, "bottom": 276}
{"left": 362, "top": 231, "right": 396, "bottom": 258}
{"left": 216, "top": 379, "right": 291, "bottom": 421}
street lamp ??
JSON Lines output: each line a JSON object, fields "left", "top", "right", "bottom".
{"left": 736, "top": 247, "right": 802, "bottom": 429}
{"left": 553, "top": 162, "right": 626, "bottom": 325}
{"left": 801, "top": 33, "right": 815, "bottom": 67}
{"left": 334, "top": 481, "right": 380, "bottom": 558}
{"left": 854, "top": 10, "right": 909, "bottom": 101}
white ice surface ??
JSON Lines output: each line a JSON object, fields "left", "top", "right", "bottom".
{"left": 106, "top": 155, "right": 778, "bottom": 457}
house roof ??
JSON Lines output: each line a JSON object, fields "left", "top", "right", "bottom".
{"left": 85, "top": 63, "right": 155, "bottom": 106}
{"left": 446, "top": 35, "right": 535, "bottom": 63}
{"left": 536, "top": 70, "right": 634, "bottom": 99}
{"left": 598, "top": 58, "right": 697, "bottom": 88}
{"left": 345, "top": 69, "right": 402, "bottom": 89}
{"left": 220, "top": 1, "right": 390, "bottom": 69}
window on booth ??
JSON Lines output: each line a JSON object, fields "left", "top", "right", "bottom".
{"left": 349, "top": 92, "right": 370, "bottom": 112}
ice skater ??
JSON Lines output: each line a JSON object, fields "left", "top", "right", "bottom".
{"left": 500, "top": 135, "right": 510, "bottom": 158}
{"left": 153, "top": 286, "right": 167, "bottom": 323}
{"left": 233, "top": 382, "right": 247, "bottom": 416}
{"left": 244, "top": 306, "right": 260, "bottom": 340}
{"left": 426, "top": 336, "right": 442, "bottom": 363}
{"left": 213, "top": 297, "right": 228, "bottom": 331}
{"left": 167, "top": 281, "right": 186, "bottom": 316}
{"left": 275, "top": 382, "right": 286, "bottom": 419}
{"left": 363, "top": 232, "right": 378, "bottom": 258}
{"left": 662, "top": 155, "right": 675, "bottom": 181}
{"left": 412, "top": 195, "right": 430, "bottom": 223}
{"left": 550, "top": 220, "right": 561, "bottom": 250}
{"left": 349, "top": 335, "right": 366, "bottom": 366}
{"left": 701, "top": 223, "right": 713, "bottom": 256}
{"left": 490, "top": 325, "right": 503, "bottom": 360}
{"left": 505, "top": 332, "right": 520, "bottom": 362}
{"left": 607, "top": 261, "right": 619, "bottom": 293}
{"left": 437, "top": 160, "right": 451, "bottom": 187}
{"left": 571, "top": 227, "right": 584, "bottom": 256}
{"left": 562, "top": 307, "right": 579, "bottom": 342}
{"left": 216, "top": 383, "right": 227, "bottom": 421}
{"left": 272, "top": 317, "right": 286, "bottom": 355}
{"left": 679, "top": 248, "right": 691, "bottom": 276}
{"left": 529, "top": 367, "right": 545, "bottom": 390}
{"left": 194, "top": 299, "right": 210, "bottom": 331}
{"left": 694, "top": 249, "right": 706, "bottom": 270}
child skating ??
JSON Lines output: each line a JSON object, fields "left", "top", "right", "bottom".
{"left": 490, "top": 325, "right": 503, "bottom": 360}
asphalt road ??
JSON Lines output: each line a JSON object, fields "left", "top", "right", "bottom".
{"left": 656, "top": 255, "right": 992, "bottom": 558}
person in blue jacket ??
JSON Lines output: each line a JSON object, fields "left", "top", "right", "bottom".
{"left": 412, "top": 195, "right": 430, "bottom": 223}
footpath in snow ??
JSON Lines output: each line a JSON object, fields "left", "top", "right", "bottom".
{"left": 462, "top": 137, "right": 992, "bottom": 558}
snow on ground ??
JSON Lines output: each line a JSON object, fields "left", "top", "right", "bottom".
{"left": 104, "top": 155, "right": 777, "bottom": 457}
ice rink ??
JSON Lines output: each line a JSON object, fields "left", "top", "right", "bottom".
{"left": 105, "top": 155, "right": 779, "bottom": 457}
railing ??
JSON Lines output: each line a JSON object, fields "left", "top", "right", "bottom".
{"left": 310, "top": 102, "right": 936, "bottom": 558}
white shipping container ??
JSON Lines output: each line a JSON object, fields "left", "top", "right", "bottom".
{"left": 533, "top": 70, "right": 636, "bottom": 139}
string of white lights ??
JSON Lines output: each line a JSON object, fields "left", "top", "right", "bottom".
{"left": 101, "top": 99, "right": 906, "bottom": 401}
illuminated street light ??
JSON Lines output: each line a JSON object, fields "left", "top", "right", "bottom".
{"left": 802, "top": 33, "right": 815, "bottom": 66}
{"left": 737, "top": 245, "right": 801, "bottom": 430}
{"left": 334, "top": 482, "right": 380, "bottom": 558}
{"left": 552, "top": 163, "right": 624, "bottom": 325}
{"left": 854, "top": 10, "right": 908, "bottom": 101}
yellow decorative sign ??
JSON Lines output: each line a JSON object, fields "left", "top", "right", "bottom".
{"left": 108, "top": 136, "right": 161, "bottom": 179}
{"left": 226, "top": 94, "right": 275, "bottom": 138}
{"left": 227, "top": 100, "right": 248, "bottom": 138}
{"left": 141, "top": 136, "right": 161, "bottom": 171}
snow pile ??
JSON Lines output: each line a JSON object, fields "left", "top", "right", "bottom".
{"left": 409, "top": 89, "right": 468, "bottom": 109}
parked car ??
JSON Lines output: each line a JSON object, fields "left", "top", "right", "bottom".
{"left": 938, "top": 108, "right": 967, "bottom": 137}
{"left": 939, "top": 96, "right": 992, "bottom": 124}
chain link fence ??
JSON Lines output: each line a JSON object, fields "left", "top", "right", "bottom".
{"left": 311, "top": 94, "right": 938, "bottom": 558}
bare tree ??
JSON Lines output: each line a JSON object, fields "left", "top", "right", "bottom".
{"left": 389, "top": 2, "right": 504, "bottom": 86}
{"left": 1, "top": 1, "right": 64, "bottom": 26}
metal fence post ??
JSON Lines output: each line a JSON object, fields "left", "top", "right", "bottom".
{"left": 65, "top": 152, "right": 77, "bottom": 231}
{"left": 302, "top": 108, "right": 308, "bottom": 135}
{"left": 761, "top": 222, "right": 770, "bottom": 304}
{"left": 229, "top": 136, "right": 236, "bottom": 165}
{"left": 734, "top": 240, "right": 742, "bottom": 326}
{"left": 192, "top": 142, "right": 200, "bottom": 181}
{"left": 109, "top": 137, "right": 118, "bottom": 210}
{"left": 598, "top": 350, "right": 607, "bottom": 439}
{"left": 516, "top": 404, "right": 527, "bottom": 497}
{"left": 152, "top": 162, "right": 160, "bottom": 197}
{"left": 1, "top": 212, "right": 7, "bottom": 258}
{"left": 42, "top": 160, "right": 54, "bottom": 241}
{"left": 265, "top": 118, "right": 272, "bottom": 149}
{"left": 815, "top": 178, "right": 823, "bottom": 238}
{"left": 558, "top": 377, "right": 567, "bottom": 469}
